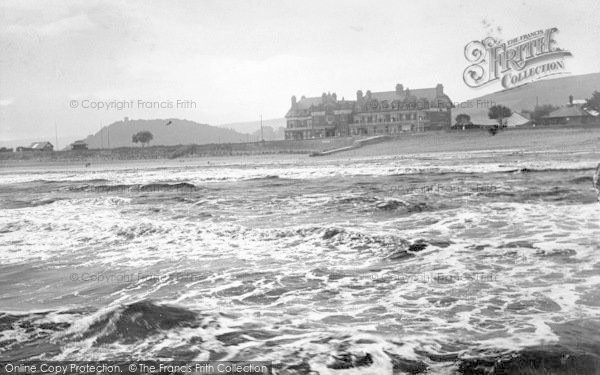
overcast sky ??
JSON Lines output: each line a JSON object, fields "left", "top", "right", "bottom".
{"left": 1, "top": 0, "right": 599, "bottom": 142}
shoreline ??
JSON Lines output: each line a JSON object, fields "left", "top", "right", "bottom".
{"left": 1, "top": 127, "right": 599, "bottom": 169}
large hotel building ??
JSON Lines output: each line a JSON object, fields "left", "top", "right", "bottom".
{"left": 285, "top": 83, "right": 453, "bottom": 140}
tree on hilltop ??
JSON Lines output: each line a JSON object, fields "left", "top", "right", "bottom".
{"left": 132, "top": 131, "right": 153, "bottom": 147}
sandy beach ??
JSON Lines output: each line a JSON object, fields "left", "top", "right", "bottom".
{"left": 324, "top": 127, "right": 600, "bottom": 158}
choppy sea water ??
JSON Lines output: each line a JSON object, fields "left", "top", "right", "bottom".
{"left": 1, "top": 150, "right": 599, "bottom": 374}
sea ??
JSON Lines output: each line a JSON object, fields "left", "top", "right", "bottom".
{"left": 1, "top": 149, "right": 599, "bottom": 374}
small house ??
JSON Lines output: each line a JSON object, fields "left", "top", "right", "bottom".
{"left": 541, "top": 95, "right": 600, "bottom": 125}
{"left": 541, "top": 105, "right": 599, "bottom": 125}
{"left": 29, "top": 141, "right": 54, "bottom": 151}
{"left": 71, "top": 140, "right": 88, "bottom": 150}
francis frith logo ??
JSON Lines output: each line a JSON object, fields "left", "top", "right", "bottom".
{"left": 463, "top": 27, "right": 572, "bottom": 89}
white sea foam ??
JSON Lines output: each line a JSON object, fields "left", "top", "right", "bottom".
{"left": 1, "top": 151, "right": 599, "bottom": 368}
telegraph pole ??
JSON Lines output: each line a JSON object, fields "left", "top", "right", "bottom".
{"left": 54, "top": 122, "right": 58, "bottom": 150}
{"left": 260, "top": 114, "right": 264, "bottom": 142}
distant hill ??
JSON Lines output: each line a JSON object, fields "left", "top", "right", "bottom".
{"left": 249, "top": 125, "right": 286, "bottom": 141}
{"left": 218, "top": 118, "right": 286, "bottom": 139}
{"left": 81, "top": 119, "right": 250, "bottom": 149}
{"left": 453, "top": 72, "right": 600, "bottom": 122}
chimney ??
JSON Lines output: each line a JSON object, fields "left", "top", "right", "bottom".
{"left": 366, "top": 90, "right": 372, "bottom": 100}
{"left": 396, "top": 83, "right": 404, "bottom": 95}
{"left": 291, "top": 95, "right": 297, "bottom": 108}
{"left": 357, "top": 90, "right": 363, "bottom": 102}
{"left": 569, "top": 95, "right": 573, "bottom": 105}
{"left": 436, "top": 84, "right": 444, "bottom": 95}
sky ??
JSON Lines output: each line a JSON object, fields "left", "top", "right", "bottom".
{"left": 1, "top": 0, "right": 600, "bottom": 143}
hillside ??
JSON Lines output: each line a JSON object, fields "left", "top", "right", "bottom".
{"left": 81, "top": 119, "right": 250, "bottom": 149}
{"left": 452, "top": 72, "right": 600, "bottom": 122}
{"left": 248, "top": 125, "right": 286, "bottom": 141}
{"left": 218, "top": 118, "right": 286, "bottom": 134}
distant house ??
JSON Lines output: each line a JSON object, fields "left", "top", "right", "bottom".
{"left": 70, "top": 140, "right": 88, "bottom": 150}
{"left": 541, "top": 103, "right": 599, "bottom": 125}
{"left": 520, "top": 111, "right": 532, "bottom": 121}
{"left": 452, "top": 111, "right": 530, "bottom": 129}
{"left": 451, "top": 106, "right": 530, "bottom": 130}
{"left": 476, "top": 112, "right": 530, "bottom": 128}
{"left": 27, "top": 141, "right": 54, "bottom": 151}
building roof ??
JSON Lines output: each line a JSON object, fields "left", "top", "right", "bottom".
{"left": 296, "top": 96, "right": 322, "bottom": 110}
{"left": 28, "top": 141, "right": 53, "bottom": 149}
{"left": 588, "top": 108, "right": 600, "bottom": 116}
{"left": 543, "top": 105, "right": 597, "bottom": 118}
{"left": 286, "top": 96, "right": 357, "bottom": 117}
{"left": 71, "top": 140, "right": 87, "bottom": 145}
{"left": 369, "top": 87, "right": 441, "bottom": 102}
{"left": 287, "top": 85, "right": 451, "bottom": 117}
{"left": 286, "top": 96, "right": 321, "bottom": 117}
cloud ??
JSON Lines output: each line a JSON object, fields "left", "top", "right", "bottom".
{"left": 1, "top": 0, "right": 600, "bottom": 141}
{"left": 3, "top": 12, "right": 95, "bottom": 37}
{"left": 37, "top": 13, "right": 95, "bottom": 36}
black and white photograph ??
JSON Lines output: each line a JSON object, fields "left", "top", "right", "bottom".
{"left": 1, "top": 1, "right": 600, "bottom": 374}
